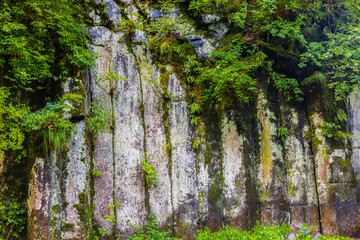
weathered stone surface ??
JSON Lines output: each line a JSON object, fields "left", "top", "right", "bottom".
{"left": 308, "top": 90, "right": 358, "bottom": 237}
{"left": 349, "top": 91, "right": 360, "bottom": 183}
{"left": 27, "top": 152, "right": 62, "bottom": 240}
{"left": 194, "top": 128, "right": 211, "bottom": 230}
{"left": 88, "top": 26, "right": 112, "bottom": 46}
{"left": 28, "top": 1, "right": 360, "bottom": 239}
{"left": 257, "top": 84, "right": 288, "bottom": 225}
{"left": 48, "top": 153, "right": 63, "bottom": 239}
{"left": 201, "top": 121, "right": 222, "bottom": 232}
{"left": 112, "top": 37, "right": 147, "bottom": 236}
{"left": 222, "top": 116, "right": 248, "bottom": 228}
{"left": 89, "top": 40, "right": 115, "bottom": 234}
{"left": 28, "top": 157, "right": 51, "bottom": 240}
{"left": 279, "top": 102, "right": 320, "bottom": 230}
{"left": 62, "top": 121, "right": 90, "bottom": 240}
{"left": 169, "top": 74, "right": 199, "bottom": 239}
{"left": 134, "top": 46, "right": 173, "bottom": 228}
{"left": 93, "top": 0, "right": 122, "bottom": 26}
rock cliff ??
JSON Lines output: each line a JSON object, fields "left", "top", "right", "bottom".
{"left": 25, "top": 0, "right": 360, "bottom": 239}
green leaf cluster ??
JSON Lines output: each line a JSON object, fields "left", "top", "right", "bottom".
{"left": 0, "top": 0, "right": 96, "bottom": 163}
{"left": 128, "top": 214, "right": 179, "bottom": 240}
{"left": 0, "top": 0, "right": 95, "bottom": 89}
{"left": 195, "top": 223, "right": 349, "bottom": 240}
{"left": 22, "top": 94, "right": 83, "bottom": 152}
{"left": 187, "top": 36, "right": 266, "bottom": 105}
{"left": 141, "top": 153, "right": 158, "bottom": 186}
{"left": 85, "top": 102, "right": 111, "bottom": 135}
{"left": 0, "top": 201, "right": 27, "bottom": 240}
{"left": 0, "top": 88, "right": 28, "bottom": 154}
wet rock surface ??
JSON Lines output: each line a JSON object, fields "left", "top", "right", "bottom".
{"left": 27, "top": 1, "right": 360, "bottom": 239}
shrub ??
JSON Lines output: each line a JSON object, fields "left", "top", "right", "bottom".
{"left": 85, "top": 102, "right": 111, "bottom": 135}
{"left": 0, "top": 201, "right": 27, "bottom": 240}
{"left": 128, "top": 214, "right": 178, "bottom": 240}
{"left": 22, "top": 94, "right": 83, "bottom": 152}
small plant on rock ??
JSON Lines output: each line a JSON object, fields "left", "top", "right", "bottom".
{"left": 128, "top": 214, "right": 178, "bottom": 240}
{"left": 141, "top": 153, "right": 157, "bottom": 186}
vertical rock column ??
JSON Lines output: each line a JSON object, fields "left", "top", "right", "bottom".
{"left": 169, "top": 74, "right": 199, "bottom": 239}
{"left": 194, "top": 123, "right": 211, "bottom": 230}
{"left": 278, "top": 103, "right": 320, "bottom": 229}
{"left": 27, "top": 150, "right": 63, "bottom": 240}
{"left": 222, "top": 115, "right": 251, "bottom": 228}
{"left": 28, "top": 157, "right": 51, "bottom": 239}
{"left": 257, "top": 84, "right": 289, "bottom": 225}
{"left": 61, "top": 121, "right": 91, "bottom": 239}
{"left": 112, "top": 36, "right": 147, "bottom": 236}
{"left": 349, "top": 92, "right": 360, "bottom": 221}
{"left": 88, "top": 26, "right": 115, "bottom": 234}
{"left": 133, "top": 46, "right": 174, "bottom": 228}
{"left": 307, "top": 90, "right": 358, "bottom": 236}
{"left": 28, "top": 131, "right": 72, "bottom": 239}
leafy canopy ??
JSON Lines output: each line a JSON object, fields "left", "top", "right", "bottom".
{"left": 0, "top": 0, "right": 95, "bottom": 89}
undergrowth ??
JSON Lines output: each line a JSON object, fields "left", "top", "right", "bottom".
{"left": 127, "top": 215, "right": 350, "bottom": 240}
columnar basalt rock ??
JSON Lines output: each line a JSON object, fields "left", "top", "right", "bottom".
{"left": 112, "top": 37, "right": 147, "bottom": 235}
{"left": 349, "top": 91, "right": 360, "bottom": 223}
{"left": 279, "top": 102, "right": 320, "bottom": 230}
{"left": 28, "top": 157, "right": 51, "bottom": 240}
{"left": 61, "top": 121, "right": 90, "bottom": 240}
{"left": 88, "top": 27, "right": 115, "bottom": 234}
{"left": 257, "top": 83, "right": 289, "bottom": 225}
{"left": 133, "top": 46, "right": 173, "bottom": 228}
{"left": 27, "top": 153, "right": 63, "bottom": 239}
{"left": 168, "top": 74, "right": 199, "bottom": 239}
{"left": 199, "top": 121, "right": 223, "bottom": 233}
{"left": 222, "top": 115, "right": 253, "bottom": 229}
{"left": 307, "top": 90, "right": 358, "bottom": 237}
{"left": 26, "top": 1, "right": 360, "bottom": 239}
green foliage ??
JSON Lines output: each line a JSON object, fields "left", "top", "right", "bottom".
{"left": 128, "top": 214, "right": 178, "bottom": 240}
{"left": 105, "top": 202, "right": 120, "bottom": 226}
{"left": 23, "top": 94, "right": 83, "bottom": 152}
{"left": 266, "top": 63, "right": 303, "bottom": 101}
{"left": 93, "top": 202, "right": 122, "bottom": 240}
{"left": 195, "top": 224, "right": 289, "bottom": 240}
{"left": 195, "top": 223, "right": 349, "bottom": 240}
{"left": 0, "top": 0, "right": 96, "bottom": 164}
{"left": 91, "top": 170, "right": 102, "bottom": 178}
{"left": 193, "top": 137, "right": 201, "bottom": 150}
{"left": 299, "top": 1, "right": 360, "bottom": 101}
{"left": 85, "top": 103, "right": 111, "bottom": 135}
{"left": 0, "top": 88, "right": 28, "bottom": 155}
{"left": 0, "top": 0, "right": 95, "bottom": 89}
{"left": 94, "top": 227, "right": 119, "bottom": 240}
{"left": 277, "top": 126, "right": 288, "bottom": 143}
{"left": 0, "top": 201, "right": 27, "bottom": 240}
{"left": 141, "top": 153, "right": 157, "bottom": 186}
{"left": 187, "top": 36, "right": 265, "bottom": 106}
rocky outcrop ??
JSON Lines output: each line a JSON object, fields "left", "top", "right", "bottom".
{"left": 27, "top": 0, "right": 360, "bottom": 239}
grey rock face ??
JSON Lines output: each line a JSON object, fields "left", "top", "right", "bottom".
{"left": 28, "top": 157, "right": 51, "bottom": 239}
{"left": 62, "top": 121, "right": 90, "bottom": 240}
{"left": 89, "top": 39, "right": 115, "bottom": 234}
{"left": 222, "top": 116, "right": 249, "bottom": 228}
{"left": 279, "top": 102, "right": 319, "bottom": 229}
{"left": 134, "top": 46, "right": 173, "bottom": 227}
{"left": 169, "top": 74, "right": 199, "bottom": 239}
{"left": 28, "top": 1, "right": 360, "bottom": 239}
{"left": 349, "top": 92, "right": 360, "bottom": 176}
{"left": 112, "top": 36, "right": 147, "bottom": 236}
{"left": 308, "top": 91, "right": 358, "bottom": 237}
{"left": 257, "top": 84, "right": 288, "bottom": 225}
